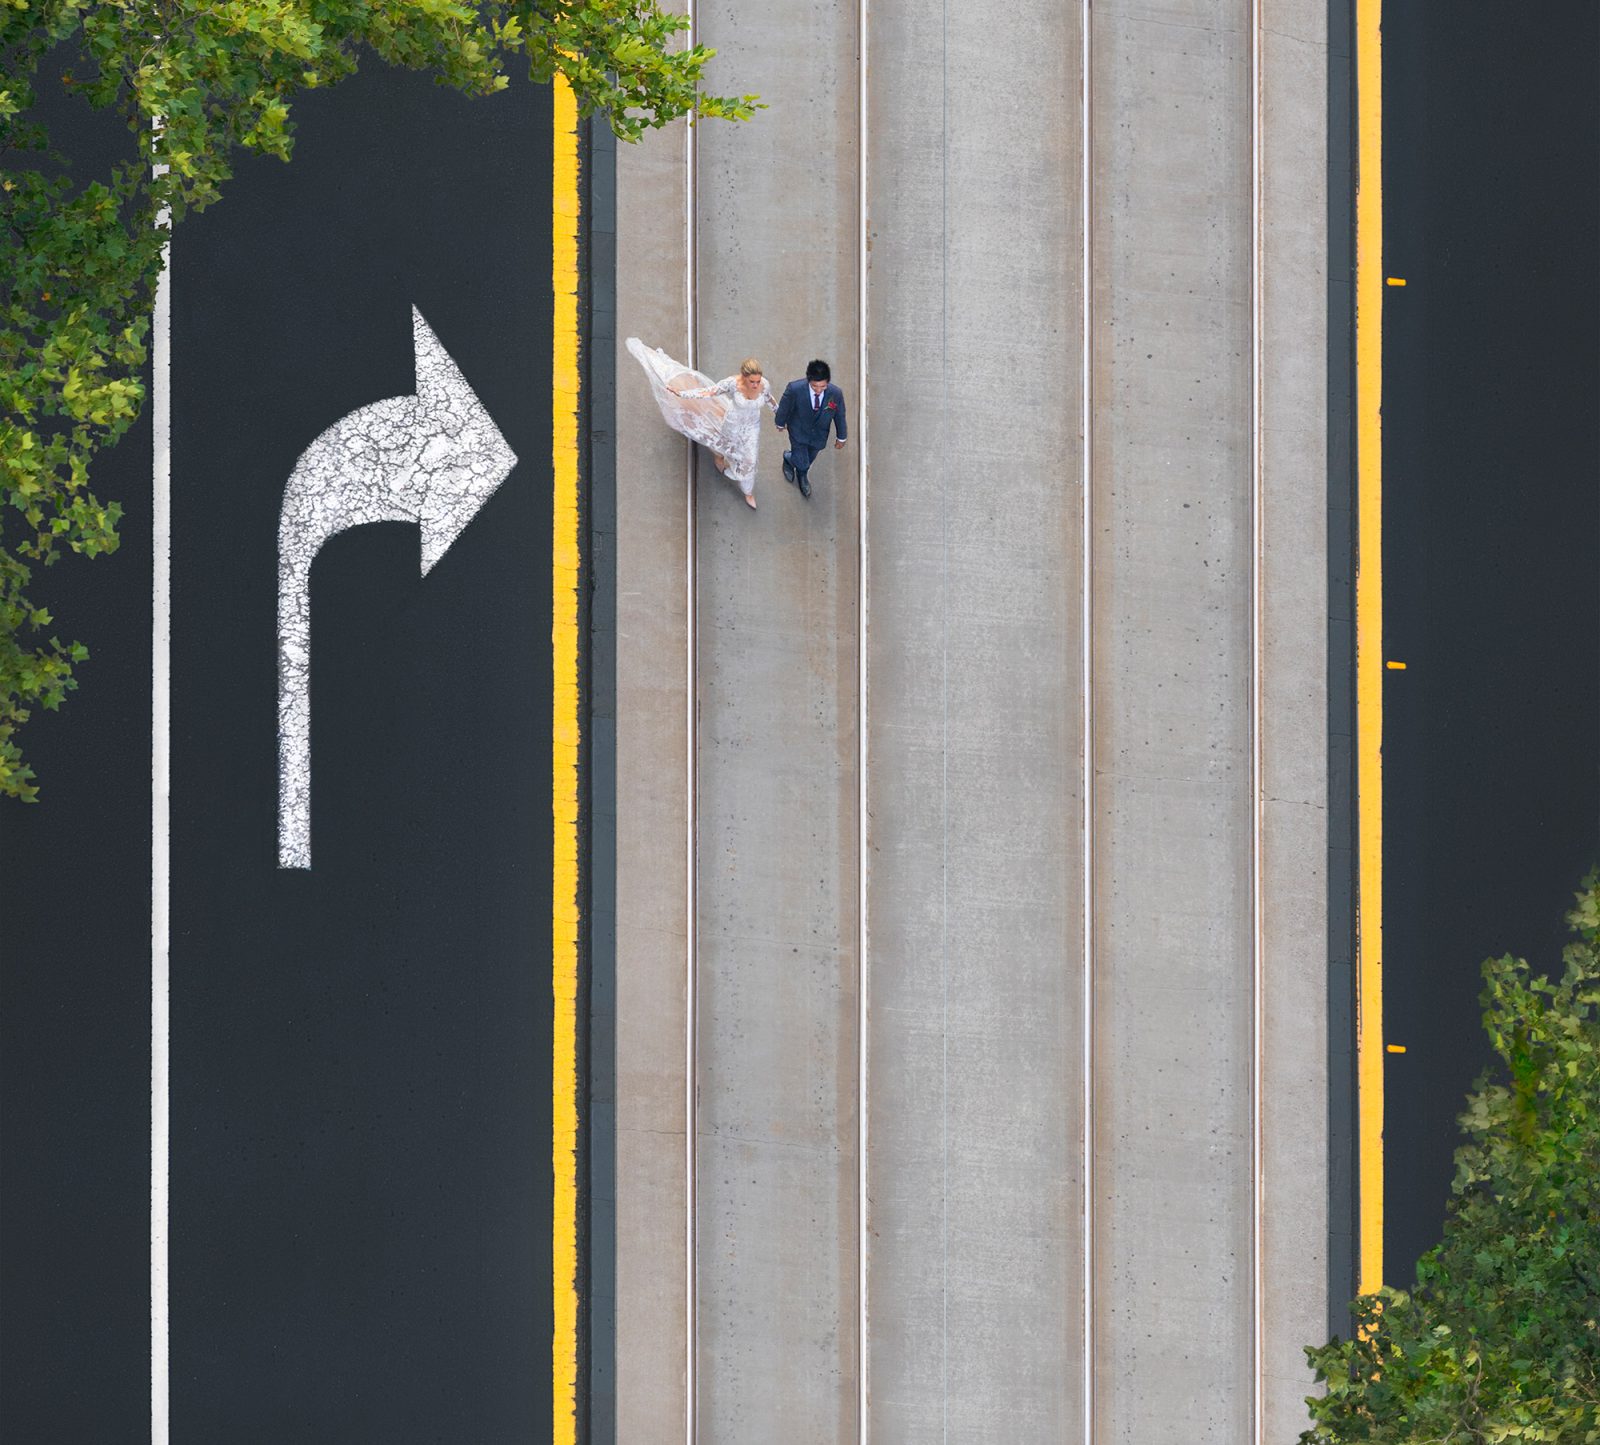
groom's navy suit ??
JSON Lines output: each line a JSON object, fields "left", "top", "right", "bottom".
{"left": 774, "top": 380, "right": 847, "bottom": 485}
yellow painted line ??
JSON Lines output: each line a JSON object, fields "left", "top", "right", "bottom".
{"left": 1386, "top": 1044, "right": 1407, "bottom": 1054}
{"left": 551, "top": 72, "right": 582, "bottom": 1445}
{"left": 1386, "top": 660, "right": 1406, "bottom": 670}
{"left": 1355, "top": 0, "right": 1386, "bottom": 1297}
{"left": 1385, "top": 277, "right": 1407, "bottom": 287}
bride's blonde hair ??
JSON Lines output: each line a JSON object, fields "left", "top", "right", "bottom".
{"left": 739, "top": 358, "right": 763, "bottom": 378}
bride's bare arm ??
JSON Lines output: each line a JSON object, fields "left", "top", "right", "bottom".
{"left": 677, "top": 376, "right": 734, "bottom": 399}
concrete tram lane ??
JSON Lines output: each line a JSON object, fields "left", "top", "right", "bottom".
{"left": 610, "top": 1, "right": 867, "bottom": 1436}
{"left": 691, "top": 1, "right": 863, "bottom": 1437}
{"left": 862, "top": 1, "right": 1086, "bottom": 1439}
{"left": 1089, "top": 5, "right": 1259, "bottom": 1437}
{"left": 612, "top": 45, "right": 693, "bottom": 1441}
{"left": 612, "top": 1, "right": 1332, "bottom": 1439}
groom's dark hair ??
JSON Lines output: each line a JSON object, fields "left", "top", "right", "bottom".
{"left": 805, "top": 359, "right": 831, "bottom": 383}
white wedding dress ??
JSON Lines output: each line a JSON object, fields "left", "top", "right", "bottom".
{"left": 626, "top": 338, "right": 777, "bottom": 497}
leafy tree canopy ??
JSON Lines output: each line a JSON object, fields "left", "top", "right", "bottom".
{"left": 0, "top": 1, "right": 755, "bottom": 800}
{"left": 1303, "top": 874, "right": 1600, "bottom": 1443}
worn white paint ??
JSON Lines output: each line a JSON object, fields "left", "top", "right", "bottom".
{"left": 276, "top": 307, "right": 516, "bottom": 869}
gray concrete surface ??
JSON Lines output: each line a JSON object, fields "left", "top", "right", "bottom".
{"left": 614, "top": 100, "right": 691, "bottom": 1445}
{"left": 862, "top": 1, "right": 1086, "bottom": 1439}
{"left": 611, "top": 1, "right": 1331, "bottom": 1439}
{"left": 1089, "top": 4, "right": 1257, "bottom": 1438}
{"left": 691, "top": 2, "right": 861, "bottom": 1438}
{"left": 1259, "top": 3, "right": 1331, "bottom": 1439}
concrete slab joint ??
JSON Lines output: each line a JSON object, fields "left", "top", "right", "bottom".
{"left": 613, "top": 0, "right": 1330, "bottom": 1440}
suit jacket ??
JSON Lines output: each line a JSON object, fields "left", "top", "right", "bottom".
{"left": 774, "top": 379, "right": 848, "bottom": 447}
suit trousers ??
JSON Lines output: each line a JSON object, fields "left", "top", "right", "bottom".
{"left": 786, "top": 440, "right": 821, "bottom": 476}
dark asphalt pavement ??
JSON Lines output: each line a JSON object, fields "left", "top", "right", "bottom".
{"left": 168, "top": 65, "right": 554, "bottom": 1438}
{"left": 2, "top": 60, "right": 558, "bottom": 1440}
{"left": 1382, "top": 3, "right": 1600, "bottom": 1283}
{"left": 0, "top": 66, "right": 154, "bottom": 1438}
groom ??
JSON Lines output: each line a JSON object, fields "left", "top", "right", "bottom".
{"left": 774, "top": 359, "right": 847, "bottom": 500}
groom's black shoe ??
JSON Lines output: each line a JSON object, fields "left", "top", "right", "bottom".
{"left": 797, "top": 472, "right": 812, "bottom": 499}
{"left": 782, "top": 455, "right": 797, "bottom": 485}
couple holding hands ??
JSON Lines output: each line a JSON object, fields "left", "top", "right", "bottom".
{"left": 627, "top": 339, "right": 848, "bottom": 510}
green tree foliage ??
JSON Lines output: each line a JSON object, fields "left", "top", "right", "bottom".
{"left": 0, "top": 2, "right": 756, "bottom": 800}
{"left": 1303, "top": 874, "right": 1600, "bottom": 1443}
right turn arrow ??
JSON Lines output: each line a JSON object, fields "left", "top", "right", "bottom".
{"left": 276, "top": 307, "right": 518, "bottom": 870}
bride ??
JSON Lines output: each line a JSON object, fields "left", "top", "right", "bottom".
{"left": 626, "top": 338, "right": 777, "bottom": 509}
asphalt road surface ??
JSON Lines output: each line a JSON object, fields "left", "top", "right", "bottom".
{"left": 168, "top": 65, "right": 554, "bottom": 1438}
{"left": 3, "top": 61, "right": 558, "bottom": 1440}
{"left": 0, "top": 65, "right": 154, "bottom": 1438}
{"left": 1382, "top": 3, "right": 1600, "bottom": 1283}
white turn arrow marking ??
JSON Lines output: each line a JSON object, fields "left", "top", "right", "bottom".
{"left": 276, "top": 307, "right": 518, "bottom": 869}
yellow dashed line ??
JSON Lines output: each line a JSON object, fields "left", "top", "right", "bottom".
{"left": 551, "top": 72, "right": 582, "bottom": 1445}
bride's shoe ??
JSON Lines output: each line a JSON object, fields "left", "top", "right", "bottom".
{"left": 744, "top": 492, "right": 757, "bottom": 509}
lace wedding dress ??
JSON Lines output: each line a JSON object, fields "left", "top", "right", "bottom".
{"left": 626, "top": 338, "right": 777, "bottom": 497}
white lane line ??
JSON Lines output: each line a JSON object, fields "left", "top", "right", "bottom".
{"left": 1250, "top": 0, "right": 1265, "bottom": 1440}
{"left": 1079, "top": 0, "right": 1095, "bottom": 1440}
{"left": 151, "top": 182, "right": 172, "bottom": 1445}
{"left": 1081, "top": 0, "right": 1094, "bottom": 1433}
{"left": 856, "top": 0, "right": 871, "bottom": 1435}
{"left": 938, "top": 4, "right": 951, "bottom": 1437}
{"left": 684, "top": 10, "right": 701, "bottom": 1438}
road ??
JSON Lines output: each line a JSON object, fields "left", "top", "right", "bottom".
{"left": 167, "top": 66, "right": 556, "bottom": 1437}
{"left": 1381, "top": 3, "right": 1600, "bottom": 1283}
{"left": 2, "top": 5, "right": 1356, "bottom": 1438}
{"left": 0, "top": 68, "right": 154, "bottom": 1438}
{"left": 1, "top": 62, "right": 564, "bottom": 1440}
